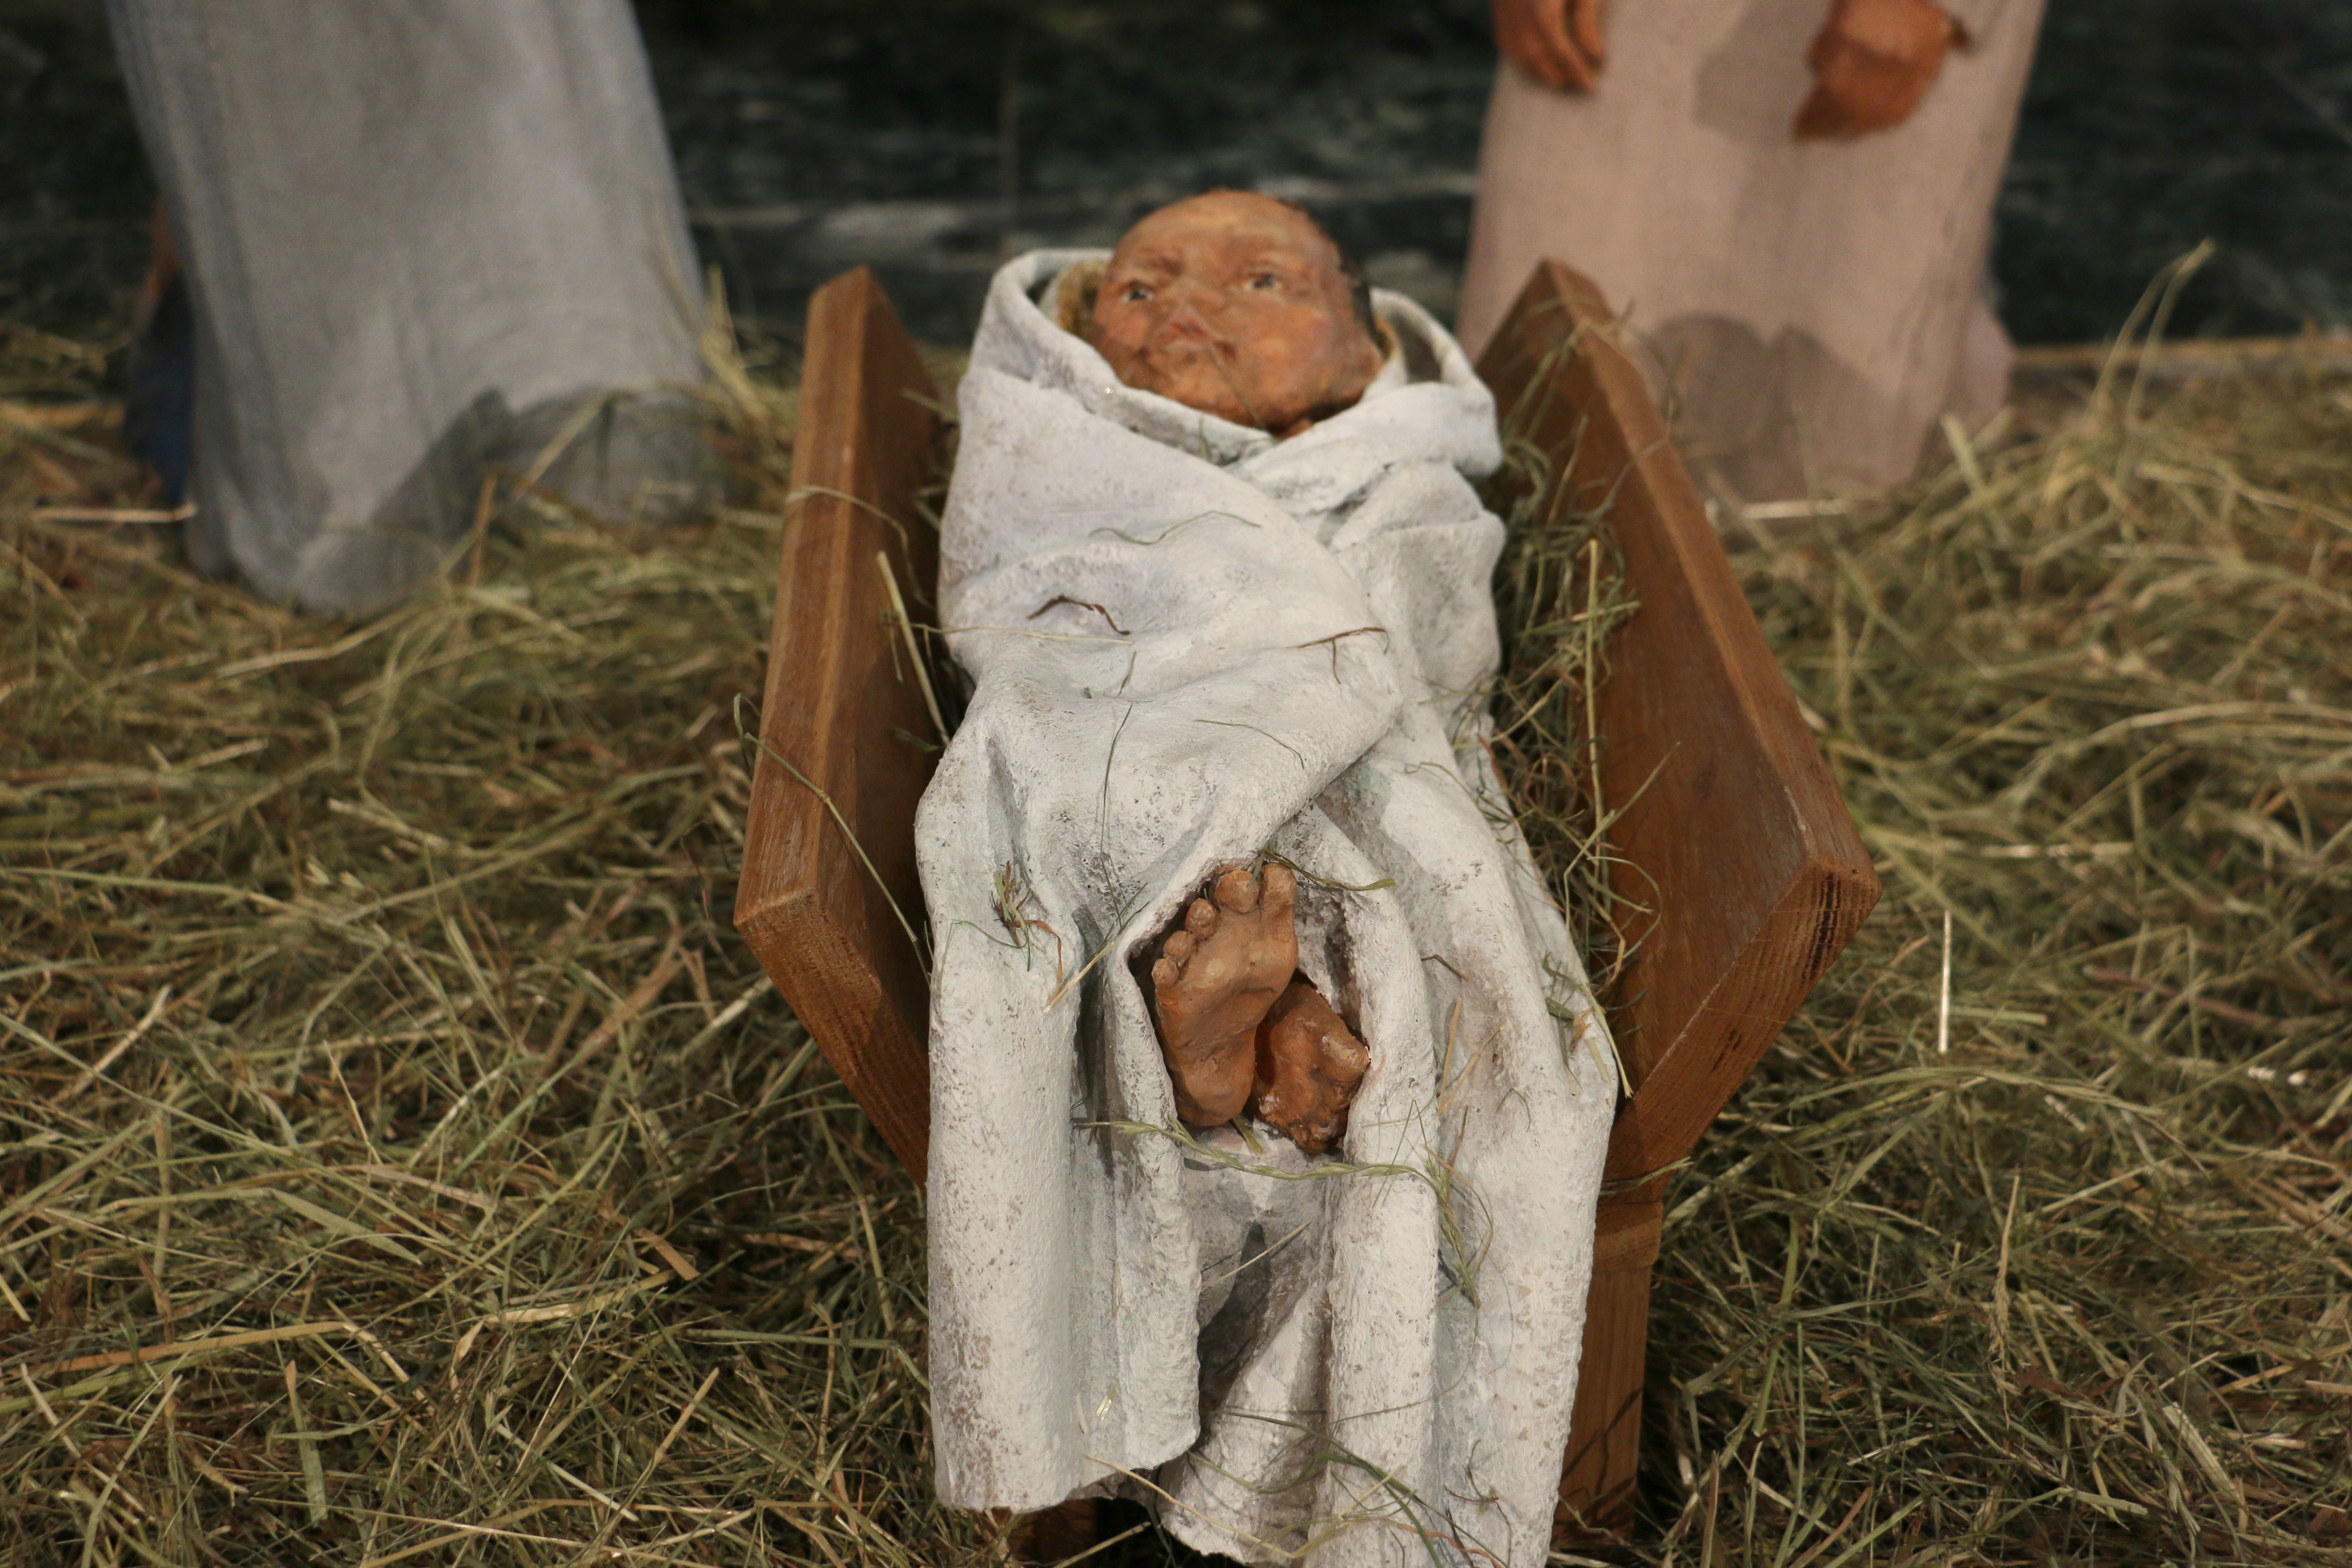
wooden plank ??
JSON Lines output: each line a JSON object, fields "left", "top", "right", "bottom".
{"left": 1555, "top": 1193, "right": 1664, "bottom": 1536}
{"left": 1476, "top": 260, "right": 1881, "bottom": 1534}
{"left": 733, "top": 266, "right": 943, "bottom": 1180}
{"left": 1475, "top": 260, "right": 1880, "bottom": 1181}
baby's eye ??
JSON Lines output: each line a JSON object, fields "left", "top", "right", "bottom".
{"left": 1122, "top": 283, "right": 1152, "bottom": 303}
{"left": 1246, "top": 273, "right": 1279, "bottom": 291}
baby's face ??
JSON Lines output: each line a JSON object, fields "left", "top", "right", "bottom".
{"left": 1087, "top": 192, "right": 1384, "bottom": 437}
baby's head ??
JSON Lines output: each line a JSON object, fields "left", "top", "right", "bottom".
{"left": 1074, "top": 190, "right": 1385, "bottom": 438}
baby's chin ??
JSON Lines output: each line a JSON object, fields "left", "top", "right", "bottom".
{"left": 1118, "top": 363, "right": 1267, "bottom": 428}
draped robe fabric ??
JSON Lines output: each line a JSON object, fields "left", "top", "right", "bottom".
{"left": 107, "top": 0, "right": 716, "bottom": 614}
{"left": 917, "top": 252, "right": 1619, "bottom": 1567}
{"left": 1459, "top": 0, "right": 2046, "bottom": 504}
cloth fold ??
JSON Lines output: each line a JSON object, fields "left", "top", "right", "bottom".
{"left": 1459, "top": 0, "right": 2045, "bottom": 502}
{"left": 1941, "top": 0, "right": 2009, "bottom": 45}
{"left": 918, "top": 253, "right": 1618, "bottom": 1566}
{"left": 108, "top": 0, "right": 717, "bottom": 615}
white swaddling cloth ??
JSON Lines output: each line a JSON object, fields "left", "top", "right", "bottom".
{"left": 916, "top": 250, "right": 1618, "bottom": 1568}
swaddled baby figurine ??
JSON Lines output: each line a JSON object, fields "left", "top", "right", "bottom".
{"left": 918, "top": 191, "right": 1616, "bottom": 1566}
{"left": 1073, "top": 192, "right": 1386, "bottom": 1155}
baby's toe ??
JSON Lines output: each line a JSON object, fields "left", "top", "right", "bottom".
{"left": 1164, "top": 930, "right": 1195, "bottom": 967}
{"left": 1213, "top": 864, "right": 1261, "bottom": 916}
{"left": 1259, "top": 862, "right": 1297, "bottom": 918}
{"left": 1323, "top": 1026, "right": 1370, "bottom": 1080}
{"left": 1152, "top": 954, "right": 1179, "bottom": 990}
{"left": 1184, "top": 896, "right": 1219, "bottom": 941}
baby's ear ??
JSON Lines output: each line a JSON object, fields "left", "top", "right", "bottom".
{"left": 1054, "top": 260, "right": 1106, "bottom": 339}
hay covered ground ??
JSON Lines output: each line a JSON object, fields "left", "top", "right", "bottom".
{"left": 2, "top": 305, "right": 2349, "bottom": 1568}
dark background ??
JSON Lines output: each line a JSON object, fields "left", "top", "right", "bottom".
{"left": 6, "top": 0, "right": 2352, "bottom": 349}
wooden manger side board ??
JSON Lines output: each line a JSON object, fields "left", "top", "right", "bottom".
{"left": 735, "top": 266, "right": 943, "bottom": 1179}
{"left": 1474, "top": 262, "right": 1881, "bottom": 1534}
{"left": 733, "top": 261, "right": 1880, "bottom": 1545}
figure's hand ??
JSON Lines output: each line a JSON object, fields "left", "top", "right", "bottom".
{"left": 1492, "top": 0, "right": 1607, "bottom": 93}
{"left": 1794, "top": 0, "right": 1956, "bottom": 140}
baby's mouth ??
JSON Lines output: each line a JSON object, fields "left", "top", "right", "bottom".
{"left": 1144, "top": 303, "right": 1238, "bottom": 356}
{"left": 1162, "top": 350, "right": 1270, "bottom": 430}
{"left": 1143, "top": 328, "right": 1233, "bottom": 365}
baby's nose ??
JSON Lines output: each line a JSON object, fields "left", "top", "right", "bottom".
{"left": 1157, "top": 304, "right": 1215, "bottom": 343}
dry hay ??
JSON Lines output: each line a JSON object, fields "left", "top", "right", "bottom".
{"left": 0, "top": 321, "right": 968, "bottom": 1566}
{"left": 1485, "top": 372, "right": 1644, "bottom": 1003}
{"left": 1614, "top": 371, "right": 2352, "bottom": 1565}
{"left": 0, "top": 296, "right": 2348, "bottom": 1568}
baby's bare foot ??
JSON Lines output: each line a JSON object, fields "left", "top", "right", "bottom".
{"left": 1249, "top": 980, "right": 1370, "bottom": 1155}
{"left": 1150, "top": 863, "right": 1298, "bottom": 1126}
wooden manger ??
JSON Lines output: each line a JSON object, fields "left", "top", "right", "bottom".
{"left": 734, "top": 261, "right": 1880, "bottom": 1544}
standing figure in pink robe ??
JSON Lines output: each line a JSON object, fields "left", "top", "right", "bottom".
{"left": 1461, "top": 0, "right": 2047, "bottom": 504}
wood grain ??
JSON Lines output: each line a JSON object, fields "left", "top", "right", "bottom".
{"left": 1556, "top": 1191, "right": 1664, "bottom": 1537}
{"left": 1477, "top": 261, "right": 1880, "bottom": 1177}
{"left": 1476, "top": 260, "right": 1882, "bottom": 1534}
{"left": 733, "top": 266, "right": 943, "bottom": 1180}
